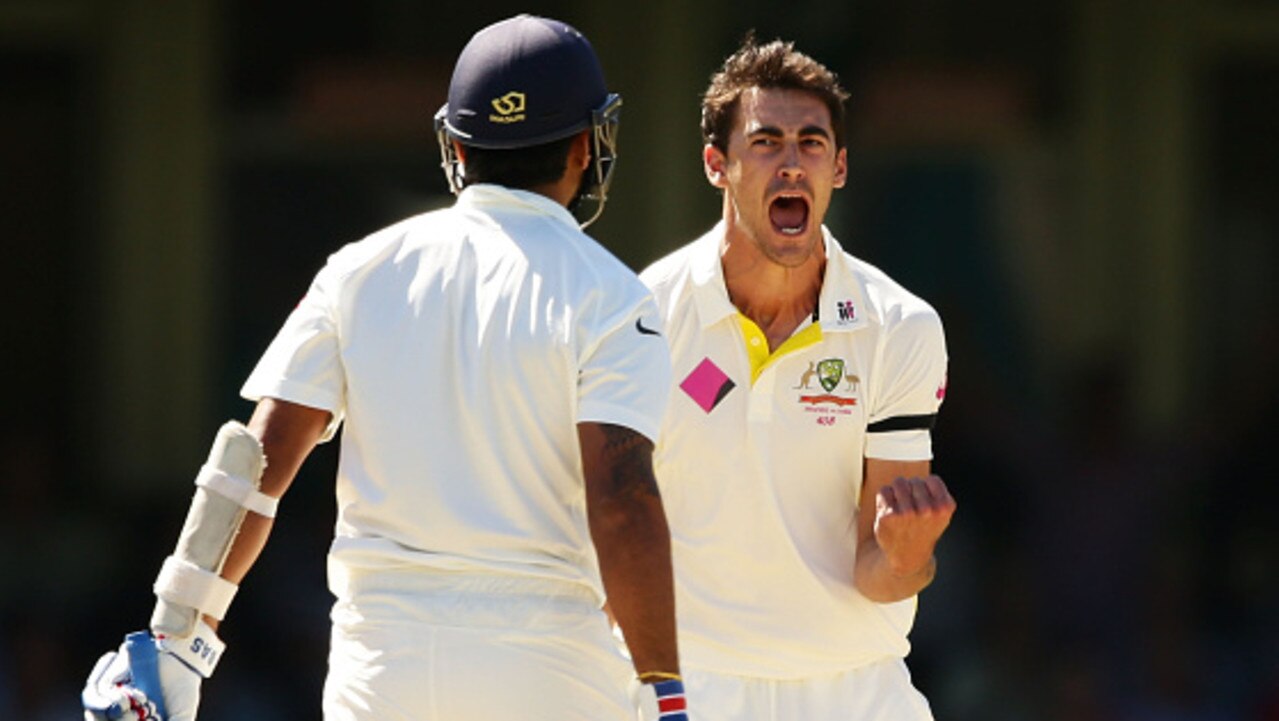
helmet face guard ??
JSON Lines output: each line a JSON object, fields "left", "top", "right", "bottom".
{"left": 573, "top": 92, "right": 622, "bottom": 228}
{"left": 434, "top": 92, "right": 622, "bottom": 229}
{"left": 433, "top": 106, "right": 465, "bottom": 196}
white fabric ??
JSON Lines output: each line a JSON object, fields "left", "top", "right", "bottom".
{"left": 241, "top": 183, "right": 671, "bottom": 606}
{"left": 639, "top": 223, "right": 948, "bottom": 678}
{"left": 322, "top": 570, "right": 634, "bottom": 721}
{"left": 640, "top": 659, "right": 933, "bottom": 721}
{"left": 194, "top": 465, "right": 279, "bottom": 518}
{"left": 153, "top": 557, "right": 238, "bottom": 621}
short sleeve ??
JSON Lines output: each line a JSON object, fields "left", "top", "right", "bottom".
{"left": 241, "top": 262, "right": 347, "bottom": 442}
{"left": 577, "top": 295, "right": 672, "bottom": 443}
{"left": 864, "top": 307, "right": 948, "bottom": 461}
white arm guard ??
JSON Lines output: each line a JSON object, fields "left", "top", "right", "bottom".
{"left": 151, "top": 420, "right": 271, "bottom": 640}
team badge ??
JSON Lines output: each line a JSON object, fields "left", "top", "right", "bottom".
{"left": 797, "top": 357, "right": 859, "bottom": 419}
{"left": 817, "top": 358, "right": 844, "bottom": 392}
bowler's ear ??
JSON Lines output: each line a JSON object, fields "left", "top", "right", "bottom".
{"left": 833, "top": 146, "right": 848, "bottom": 189}
{"left": 703, "top": 144, "right": 728, "bottom": 189}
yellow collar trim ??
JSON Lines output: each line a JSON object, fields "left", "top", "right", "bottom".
{"left": 736, "top": 314, "right": 825, "bottom": 383}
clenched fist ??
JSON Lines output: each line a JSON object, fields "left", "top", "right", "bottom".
{"left": 874, "top": 475, "right": 956, "bottom": 578}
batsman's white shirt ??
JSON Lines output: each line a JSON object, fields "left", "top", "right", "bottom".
{"left": 242, "top": 183, "right": 671, "bottom": 605}
{"left": 640, "top": 223, "right": 948, "bottom": 679}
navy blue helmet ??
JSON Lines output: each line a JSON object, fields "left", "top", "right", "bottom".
{"left": 434, "top": 15, "right": 621, "bottom": 227}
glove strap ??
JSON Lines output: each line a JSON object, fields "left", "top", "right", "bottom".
{"left": 155, "top": 618, "right": 226, "bottom": 679}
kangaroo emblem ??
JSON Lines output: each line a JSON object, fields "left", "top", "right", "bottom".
{"left": 794, "top": 361, "right": 817, "bottom": 389}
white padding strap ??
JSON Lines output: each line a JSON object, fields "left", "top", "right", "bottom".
{"left": 153, "top": 557, "right": 238, "bottom": 621}
{"left": 195, "top": 465, "right": 279, "bottom": 518}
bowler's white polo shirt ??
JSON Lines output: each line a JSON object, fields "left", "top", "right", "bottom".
{"left": 640, "top": 223, "right": 947, "bottom": 678}
{"left": 242, "top": 184, "right": 671, "bottom": 605}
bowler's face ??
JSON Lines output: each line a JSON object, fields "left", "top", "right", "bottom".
{"left": 706, "top": 87, "right": 847, "bottom": 268}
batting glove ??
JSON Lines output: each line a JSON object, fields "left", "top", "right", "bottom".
{"left": 83, "top": 620, "right": 224, "bottom": 721}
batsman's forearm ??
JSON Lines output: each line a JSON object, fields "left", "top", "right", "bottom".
{"left": 215, "top": 514, "right": 275, "bottom": 585}
{"left": 198, "top": 398, "right": 328, "bottom": 630}
{"left": 854, "top": 541, "right": 937, "bottom": 603}
{"left": 190, "top": 513, "right": 273, "bottom": 632}
{"left": 590, "top": 496, "right": 680, "bottom": 676}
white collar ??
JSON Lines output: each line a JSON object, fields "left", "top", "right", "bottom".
{"left": 687, "top": 221, "right": 868, "bottom": 333}
{"left": 456, "top": 184, "right": 580, "bottom": 231}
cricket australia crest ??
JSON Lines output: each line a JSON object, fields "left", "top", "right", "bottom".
{"left": 817, "top": 358, "right": 844, "bottom": 392}
{"left": 795, "top": 357, "right": 859, "bottom": 419}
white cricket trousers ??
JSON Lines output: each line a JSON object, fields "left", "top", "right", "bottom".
{"left": 322, "top": 570, "right": 635, "bottom": 721}
{"left": 640, "top": 658, "right": 933, "bottom": 721}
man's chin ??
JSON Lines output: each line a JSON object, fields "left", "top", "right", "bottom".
{"left": 762, "top": 228, "right": 823, "bottom": 267}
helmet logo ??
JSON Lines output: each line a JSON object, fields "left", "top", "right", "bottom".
{"left": 489, "top": 91, "right": 527, "bottom": 124}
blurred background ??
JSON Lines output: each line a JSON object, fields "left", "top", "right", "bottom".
{"left": 3, "top": 0, "right": 1277, "bottom": 718}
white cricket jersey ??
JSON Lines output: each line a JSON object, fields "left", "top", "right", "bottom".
{"left": 640, "top": 223, "right": 948, "bottom": 678}
{"left": 242, "top": 184, "right": 671, "bottom": 605}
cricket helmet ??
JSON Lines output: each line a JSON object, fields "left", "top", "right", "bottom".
{"left": 434, "top": 14, "right": 621, "bottom": 226}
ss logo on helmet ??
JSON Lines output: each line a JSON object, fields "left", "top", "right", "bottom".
{"left": 489, "top": 91, "right": 527, "bottom": 123}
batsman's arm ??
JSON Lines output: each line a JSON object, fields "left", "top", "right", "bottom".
{"left": 854, "top": 458, "right": 955, "bottom": 603}
{"left": 578, "top": 421, "right": 680, "bottom": 679}
{"left": 83, "top": 397, "right": 331, "bottom": 721}
{"left": 211, "top": 397, "right": 331, "bottom": 609}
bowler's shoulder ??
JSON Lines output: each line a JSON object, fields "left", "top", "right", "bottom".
{"left": 838, "top": 250, "right": 942, "bottom": 332}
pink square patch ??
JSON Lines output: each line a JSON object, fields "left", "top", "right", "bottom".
{"left": 680, "top": 357, "right": 736, "bottom": 413}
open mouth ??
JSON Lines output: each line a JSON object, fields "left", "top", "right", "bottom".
{"left": 769, "top": 195, "right": 809, "bottom": 236}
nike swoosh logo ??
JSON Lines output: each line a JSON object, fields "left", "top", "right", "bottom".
{"left": 635, "top": 318, "right": 661, "bottom": 336}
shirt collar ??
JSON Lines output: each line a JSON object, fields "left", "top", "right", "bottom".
{"left": 814, "top": 228, "right": 869, "bottom": 334}
{"left": 687, "top": 222, "right": 737, "bottom": 329}
{"left": 687, "top": 222, "right": 869, "bottom": 333}
{"left": 456, "top": 183, "right": 580, "bottom": 231}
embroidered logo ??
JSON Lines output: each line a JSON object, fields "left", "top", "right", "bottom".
{"left": 796, "top": 358, "right": 859, "bottom": 413}
{"left": 836, "top": 300, "right": 857, "bottom": 323}
{"left": 817, "top": 358, "right": 844, "bottom": 392}
{"left": 489, "top": 91, "right": 527, "bottom": 124}
{"left": 793, "top": 361, "right": 818, "bottom": 389}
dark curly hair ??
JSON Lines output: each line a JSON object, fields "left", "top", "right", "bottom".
{"left": 701, "top": 32, "right": 850, "bottom": 152}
